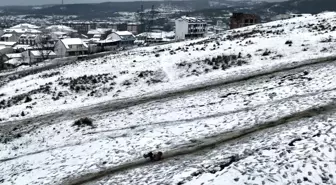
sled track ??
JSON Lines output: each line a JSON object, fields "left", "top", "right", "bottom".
{"left": 1, "top": 56, "right": 336, "bottom": 132}
{"left": 60, "top": 101, "right": 336, "bottom": 185}
{"left": 1, "top": 87, "right": 334, "bottom": 163}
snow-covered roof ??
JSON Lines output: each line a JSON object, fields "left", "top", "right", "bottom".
{"left": 52, "top": 32, "right": 70, "bottom": 39}
{"left": 30, "top": 50, "right": 56, "bottom": 57}
{"left": 46, "top": 25, "right": 76, "bottom": 33}
{"left": 88, "top": 28, "right": 111, "bottom": 35}
{"left": 137, "top": 31, "right": 175, "bottom": 39}
{"left": 91, "top": 38, "right": 101, "bottom": 42}
{"left": 11, "top": 23, "right": 40, "bottom": 29}
{"left": 115, "top": 31, "right": 134, "bottom": 36}
{"left": 0, "top": 41, "right": 17, "bottom": 46}
{"left": 5, "top": 53, "right": 22, "bottom": 59}
{"left": 28, "top": 34, "right": 38, "bottom": 39}
{"left": 4, "top": 28, "right": 41, "bottom": 34}
{"left": 95, "top": 39, "right": 120, "bottom": 44}
{"left": 177, "top": 16, "right": 206, "bottom": 23}
{"left": 60, "top": 38, "right": 88, "bottom": 49}
{"left": 4, "top": 58, "right": 23, "bottom": 66}
{"left": 1, "top": 34, "right": 13, "bottom": 38}
{"left": 20, "top": 34, "right": 38, "bottom": 39}
{"left": 13, "top": 44, "right": 32, "bottom": 50}
{"left": 105, "top": 34, "right": 121, "bottom": 42}
{"left": 52, "top": 31, "right": 68, "bottom": 35}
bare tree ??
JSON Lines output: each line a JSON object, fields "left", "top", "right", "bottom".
{"left": 31, "top": 34, "right": 56, "bottom": 63}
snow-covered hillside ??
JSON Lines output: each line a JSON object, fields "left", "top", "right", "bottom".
{"left": 2, "top": 13, "right": 336, "bottom": 122}
{"left": 2, "top": 12, "right": 336, "bottom": 185}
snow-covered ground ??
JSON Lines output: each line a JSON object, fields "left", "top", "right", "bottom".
{"left": 2, "top": 12, "right": 336, "bottom": 122}
{"left": 2, "top": 12, "right": 336, "bottom": 185}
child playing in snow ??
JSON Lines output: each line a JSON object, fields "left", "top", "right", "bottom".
{"left": 143, "top": 151, "right": 163, "bottom": 161}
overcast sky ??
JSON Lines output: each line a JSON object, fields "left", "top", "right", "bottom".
{"left": 0, "top": 0, "right": 287, "bottom": 6}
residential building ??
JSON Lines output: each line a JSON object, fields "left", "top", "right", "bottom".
{"left": 0, "top": 34, "right": 18, "bottom": 42}
{"left": 4, "top": 53, "right": 22, "bottom": 62}
{"left": 3, "top": 28, "right": 42, "bottom": 42}
{"left": 95, "top": 39, "right": 120, "bottom": 52}
{"left": 50, "top": 31, "right": 70, "bottom": 40}
{"left": 24, "top": 50, "right": 57, "bottom": 63}
{"left": 63, "top": 22, "right": 97, "bottom": 34}
{"left": 106, "top": 31, "right": 135, "bottom": 46}
{"left": 230, "top": 13, "right": 260, "bottom": 29}
{"left": 0, "top": 43, "right": 15, "bottom": 56}
{"left": 127, "top": 23, "right": 142, "bottom": 35}
{"left": 87, "top": 28, "right": 112, "bottom": 40}
{"left": 136, "top": 31, "right": 175, "bottom": 43}
{"left": 175, "top": 16, "right": 207, "bottom": 40}
{"left": 13, "top": 45, "right": 33, "bottom": 52}
{"left": 3, "top": 53, "right": 24, "bottom": 67}
{"left": 54, "top": 38, "right": 88, "bottom": 57}
{"left": 0, "top": 41, "right": 17, "bottom": 49}
{"left": 18, "top": 34, "right": 41, "bottom": 46}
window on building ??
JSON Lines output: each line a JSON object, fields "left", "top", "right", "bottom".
{"left": 244, "top": 19, "right": 249, "bottom": 24}
{"left": 250, "top": 19, "right": 254, "bottom": 23}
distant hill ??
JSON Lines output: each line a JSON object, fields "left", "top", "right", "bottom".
{"left": 257, "top": 0, "right": 336, "bottom": 14}
{"left": 0, "top": 0, "right": 210, "bottom": 18}
{"left": 1, "top": 0, "right": 336, "bottom": 20}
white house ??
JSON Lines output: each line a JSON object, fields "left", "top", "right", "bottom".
{"left": 54, "top": 38, "right": 89, "bottom": 57}
{"left": 106, "top": 31, "right": 135, "bottom": 46}
{"left": 175, "top": 16, "right": 207, "bottom": 40}
{"left": 3, "top": 28, "right": 41, "bottom": 43}
{"left": 0, "top": 34, "right": 18, "bottom": 42}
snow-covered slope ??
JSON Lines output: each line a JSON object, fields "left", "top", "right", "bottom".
{"left": 2, "top": 12, "right": 336, "bottom": 122}
{"left": 2, "top": 12, "right": 336, "bottom": 185}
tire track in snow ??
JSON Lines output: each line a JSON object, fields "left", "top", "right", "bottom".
{"left": 60, "top": 100, "right": 336, "bottom": 185}
{"left": 1, "top": 56, "right": 336, "bottom": 134}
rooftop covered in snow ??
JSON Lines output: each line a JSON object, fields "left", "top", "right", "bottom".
{"left": 60, "top": 38, "right": 88, "bottom": 49}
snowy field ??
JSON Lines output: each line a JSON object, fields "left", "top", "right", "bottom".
{"left": 2, "top": 12, "right": 336, "bottom": 185}
{"left": 2, "top": 12, "right": 336, "bottom": 122}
